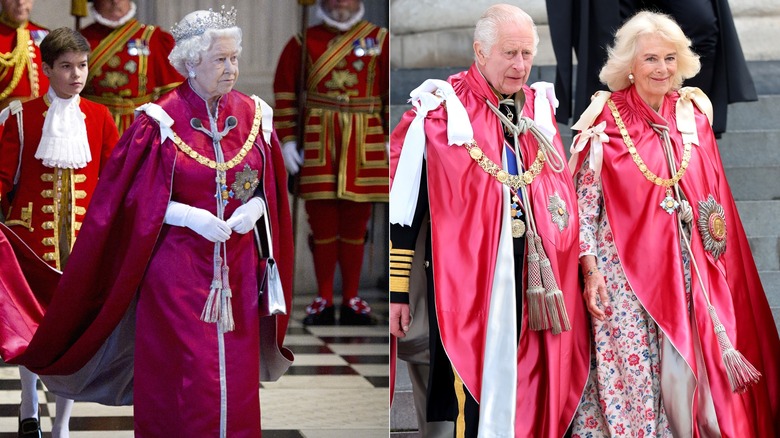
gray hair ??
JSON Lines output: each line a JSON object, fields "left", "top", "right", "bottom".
{"left": 473, "top": 4, "right": 539, "bottom": 61}
{"left": 599, "top": 11, "right": 700, "bottom": 91}
{"left": 168, "top": 27, "right": 243, "bottom": 77}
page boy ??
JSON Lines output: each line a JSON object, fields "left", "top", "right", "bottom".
{"left": 0, "top": 27, "right": 119, "bottom": 438}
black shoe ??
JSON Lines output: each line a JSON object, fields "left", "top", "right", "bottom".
{"left": 339, "top": 297, "right": 378, "bottom": 326}
{"left": 18, "top": 417, "right": 41, "bottom": 438}
{"left": 302, "top": 297, "right": 336, "bottom": 325}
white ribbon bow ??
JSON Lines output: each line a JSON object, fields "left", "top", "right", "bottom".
{"left": 569, "top": 121, "right": 608, "bottom": 177}
{"left": 252, "top": 95, "right": 274, "bottom": 145}
{"left": 676, "top": 87, "right": 712, "bottom": 147}
{"left": 529, "top": 81, "right": 559, "bottom": 142}
{"left": 136, "top": 103, "right": 175, "bottom": 144}
{"left": 390, "top": 80, "right": 474, "bottom": 226}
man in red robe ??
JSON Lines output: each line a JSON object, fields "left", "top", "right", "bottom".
{"left": 80, "top": 0, "right": 183, "bottom": 135}
{"left": 274, "top": 0, "right": 388, "bottom": 325}
{"left": 389, "top": 5, "right": 589, "bottom": 437}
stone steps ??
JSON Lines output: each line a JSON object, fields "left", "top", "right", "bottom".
{"left": 390, "top": 362, "right": 417, "bottom": 432}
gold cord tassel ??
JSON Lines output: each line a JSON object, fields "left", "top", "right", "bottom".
{"left": 708, "top": 305, "right": 761, "bottom": 392}
{"left": 525, "top": 230, "right": 549, "bottom": 330}
{"left": 534, "top": 234, "right": 571, "bottom": 334}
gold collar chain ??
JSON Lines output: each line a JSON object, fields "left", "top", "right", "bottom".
{"left": 172, "top": 110, "right": 262, "bottom": 172}
{"left": 464, "top": 140, "right": 545, "bottom": 190}
{"left": 607, "top": 98, "right": 691, "bottom": 188}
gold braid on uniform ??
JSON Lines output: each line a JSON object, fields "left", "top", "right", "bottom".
{"left": 389, "top": 243, "right": 414, "bottom": 294}
{"left": 0, "top": 27, "right": 34, "bottom": 101}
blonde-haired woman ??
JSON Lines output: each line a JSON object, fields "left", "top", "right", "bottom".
{"left": 570, "top": 11, "right": 780, "bottom": 437}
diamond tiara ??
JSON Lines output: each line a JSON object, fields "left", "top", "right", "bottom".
{"left": 171, "top": 6, "right": 238, "bottom": 43}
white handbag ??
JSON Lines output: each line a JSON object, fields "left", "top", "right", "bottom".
{"left": 259, "top": 201, "right": 286, "bottom": 316}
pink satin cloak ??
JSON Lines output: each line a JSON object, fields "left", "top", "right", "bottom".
{"left": 390, "top": 64, "right": 590, "bottom": 437}
{"left": 575, "top": 86, "right": 780, "bottom": 437}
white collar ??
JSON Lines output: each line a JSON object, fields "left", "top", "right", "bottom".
{"left": 316, "top": 2, "right": 364, "bottom": 32}
{"left": 88, "top": 1, "right": 137, "bottom": 28}
{"left": 35, "top": 88, "right": 91, "bottom": 169}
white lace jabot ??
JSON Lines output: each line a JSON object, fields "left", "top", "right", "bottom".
{"left": 34, "top": 88, "right": 91, "bottom": 169}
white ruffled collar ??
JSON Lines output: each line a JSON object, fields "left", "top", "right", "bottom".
{"left": 316, "top": 2, "right": 364, "bottom": 32}
{"left": 89, "top": 1, "right": 137, "bottom": 28}
{"left": 34, "top": 88, "right": 91, "bottom": 169}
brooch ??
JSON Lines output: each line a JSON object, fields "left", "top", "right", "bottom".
{"left": 660, "top": 189, "right": 680, "bottom": 214}
{"left": 697, "top": 195, "right": 727, "bottom": 260}
{"left": 510, "top": 193, "right": 525, "bottom": 238}
{"left": 547, "top": 192, "right": 569, "bottom": 232}
{"left": 231, "top": 164, "right": 260, "bottom": 203}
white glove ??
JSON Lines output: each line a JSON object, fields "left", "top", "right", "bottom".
{"left": 226, "top": 197, "right": 266, "bottom": 234}
{"left": 281, "top": 141, "right": 304, "bottom": 174}
{"left": 164, "top": 201, "right": 232, "bottom": 242}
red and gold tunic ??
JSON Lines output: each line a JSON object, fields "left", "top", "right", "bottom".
{"left": 80, "top": 20, "right": 183, "bottom": 135}
{"left": 274, "top": 21, "right": 388, "bottom": 202}
{"left": 0, "top": 96, "right": 119, "bottom": 269}
{"left": 0, "top": 18, "right": 48, "bottom": 110}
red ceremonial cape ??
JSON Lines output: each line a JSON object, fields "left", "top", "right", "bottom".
{"left": 0, "top": 84, "right": 294, "bottom": 399}
{"left": 573, "top": 86, "right": 780, "bottom": 436}
{"left": 390, "top": 64, "right": 590, "bottom": 437}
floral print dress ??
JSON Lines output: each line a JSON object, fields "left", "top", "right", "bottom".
{"left": 570, "top": 155, "right": 691, "bottom": 437}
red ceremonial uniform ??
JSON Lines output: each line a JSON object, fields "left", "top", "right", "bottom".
{"left": 80, "top": 19, "right": 183, "bottom": 135}
{"left": 273, "top": 17, "right": 389, "bottom": 319}
{"left": 0, "top": 96, "right": 118, "bottom": 269}
{"left": 274, "top": 21, "right": 388, "bottom": 201}
{"left": 0, "top": 19, "right": 48, "bottom": 109}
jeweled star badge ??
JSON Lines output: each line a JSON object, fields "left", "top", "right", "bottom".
{"left": 231, "top": 164, "right": 260, "bottom": 203}
{"left": 697, "top": 195, "right": 727, "bottom": 260}
{"left": 547, "top": 192, "right": 569, "bottom": 232}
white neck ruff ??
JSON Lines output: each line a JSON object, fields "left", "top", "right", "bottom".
{"left": 316, "top": 3, "right": 364, "bottom": 32}
{"left": 89, "top": 1, "right": 137, "bottom": 28}
{"left": 35, "top": 88, "right": 92, "bottom": 169}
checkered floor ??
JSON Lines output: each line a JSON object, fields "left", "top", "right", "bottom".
{"left": 0, "top": 289, "right": 389, "bottom": 438}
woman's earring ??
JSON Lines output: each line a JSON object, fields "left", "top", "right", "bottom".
{"left": 628, "top": 73, "right": 634, "bottom": 84}
{"left": 188, "top": 70, "right": 196, "bottom": 79}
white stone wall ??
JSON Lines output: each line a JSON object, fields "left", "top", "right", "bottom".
{"left": 390, "top": 0, "right": 780, "bottom": 68}
{"left": 390, "top": 0, "right": 556, "bottom": 67}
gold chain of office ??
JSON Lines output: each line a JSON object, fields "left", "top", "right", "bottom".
{"left": 172, "top": 110, "right": 262, "bottom": 171}
{"left": 607, "top": 99, "right": 691, "bottom": 188}
{"left": 464, "top": 140, "right": 545, "bottom": 190}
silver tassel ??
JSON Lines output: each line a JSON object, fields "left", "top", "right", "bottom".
{"left": 219, "top": 263, "right": 234, "bottom": 333}
{"left": 708, "top": 305, "right": 761, "bottom": 392}
{"left": 201, "top": 250, "right": 223, "bottom": 324}
{"left": 525, "top": 230, "right": 549, "bottom": 330}
{"left": 534, "top": 234, "right": 571, "bottom": 334}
